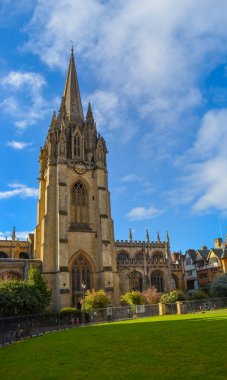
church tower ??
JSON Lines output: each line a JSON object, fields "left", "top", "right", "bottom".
{"left": 34, "top": 49, "right": 119, "bottom": 310}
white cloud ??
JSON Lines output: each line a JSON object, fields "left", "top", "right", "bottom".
{"left": 121, "top": 174, "right": 141, "bottom": 183}
{"left": 0, "top": 183, "right": 38, "bottom": 200}
{"left": 7, "top": 141, "right": 31, "bottom": 150}
{"left": 170, "top": 108, "right": 227, "bottom": 213}
{"left": 0, "top": 71, "right": 60, "bottom": 130}
{"left": 22, "top": 0, "right": 227, "bottom": 143}
{"left": 126, "top": 206, "right": 163, "bottom": 221}
{"left": 0, "top": 230, "right": 33, "bottom": 240}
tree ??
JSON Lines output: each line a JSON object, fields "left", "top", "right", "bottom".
{"left": 160, "top": 290, "right": 186, "bottom": 304}
{"left": 28, "top": 267, "right": 51, "bottom": 310}
{"left": 142, "top": 287, "right": 161, "bottom": 304}
{"left": 210, "top": 274, "right": 227, "bottom": 298}
{"left": 83, "top": 289, "right": 111, "bottom": 312}
{"left": 121, "top": 291, "right": 144, "bottom": 309}
{"left": 188, "top": 290, "right": 208, "bottom": 300}
{"left": 0, "top": 267, "right": 51, "bottom": 316}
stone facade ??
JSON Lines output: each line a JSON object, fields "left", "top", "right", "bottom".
{"left": 0, "top": 50, "right": 185, "bottom": 310}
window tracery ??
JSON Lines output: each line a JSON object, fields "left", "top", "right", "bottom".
{"left": 71, "top": 182, "right": 88, "bottom": 224}
{"left": 72, "top": 255, "right": 91, "bottom": 292}
{"left": 129, "top": 271, "right": 143, "bottom": 292}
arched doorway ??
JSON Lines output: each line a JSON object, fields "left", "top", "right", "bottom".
{"left": 71, "top": 254, "right": 91, "bottom": 308}
{"left": 150, "top": 270, "right": 164, "bottom": 292}
{"left": 129, "top": 271, "right": 143, "bottom": 292}
{"left": 172, "top": 274, "right": 179, "bottom": 289}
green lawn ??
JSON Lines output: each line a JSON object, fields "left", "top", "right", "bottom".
{"left": 0, "top": 311, "right": 227, "bottom": 380}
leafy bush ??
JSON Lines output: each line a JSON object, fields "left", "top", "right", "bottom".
{"left": 142, "top": 287, "right": 161, "bottom": 304}
{"left": 59, "top": 307, "right": 77, "bottom": 316}
{"left": 0, "top": 268, "right": 51, "bottom": 316}
{"left": 160, "top": 290, "right": 186, "bottom": 304}
{"left": 83, "top": 289, "right": 111, "bottom": 312}
{"left": 210, "top": 274, "right": 227, "bottom": 298}
{"left": 121, "top": 291, "right": 144, "bottom": 308}
{"left": 188, "top": 290, "right": 208, "bottom": 300}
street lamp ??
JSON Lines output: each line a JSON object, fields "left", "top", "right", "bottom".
{"left": 81, "top": 282, "right": 86, "bottom": 324}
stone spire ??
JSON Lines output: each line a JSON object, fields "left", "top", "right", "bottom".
{"left": 12, "top": 226, "right": 16, "bottom": 241}
{"left": 129, "top": 228, "right": 132, "bottom": 242}
{"left": 63, "top": 48, "right": 84, "bottom": 121}
{"left": 86, "top": 102, "right": 94, "bottom": 123}
{"left": 166, "top": 230, "right": 169, "bottom": 242}
{"left": 146, "top": 229, "right": 150, "bottom": 242}
{"left": 157, "top": 231, "right": 160, "bottom": 242}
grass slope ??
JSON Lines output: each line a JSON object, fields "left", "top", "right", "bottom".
{"left": 0, "top": 311, "right": 227, "bottom": 380}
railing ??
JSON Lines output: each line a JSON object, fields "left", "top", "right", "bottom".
{"left": 0, "top": 298, "right": 227, "bottom": 347}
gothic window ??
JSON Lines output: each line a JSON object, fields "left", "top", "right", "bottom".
{"left": 19, "top": 252, "right": 29, "bottom": 259}
{"left": 151, "top": 252, "right": 164, "bottom": 264}
{"left": 135, "top": 252, "right": 144, "bottom": 262}
{"left": 117, "top": 252, "right": 130, "bottom": 262}
{"left": 0, "top": 251, "right": 8, "bottom": 258}
{"left": 71, "top": 182, "right": 88, "bottom": 224}
{"left": 72, "top": 255, "right": 91, "bottom": 293}
{"left": 150, "top": 271, "right": 164, "bottom": 292}
{"left": 172, "top": 274, "right": 179, "bottom": 289}
{"left": 129, "top": 271, "right": 143, "bottom": 292}
{"left": 74, "top": 132, "right": 81, "bottom": 158}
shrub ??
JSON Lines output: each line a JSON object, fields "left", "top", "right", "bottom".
{"left": 210, "top": 274, "right": 227, "bottom": 298}
{"left": 121, "top": 291, "right": 144, "bottom": 308}
{"left": 83, "top": 289, "right": 111, "bottom": 312}
{"left": 188, "top": 290, "right": 208, "bottom": 300}
{"left": 160, "top": 290, "right": 186, "bottom": 304}
{"left": 0, "top": 267, "right": 51, "bottom": 316}
{"left": 59, "top": 307, "right": 77, "bottom": 316}
{"left": 142, "top": 287, "right": 161, "bottom": 304}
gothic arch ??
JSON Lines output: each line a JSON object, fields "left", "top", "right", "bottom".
{"left": 69, "top": 250, "right": 94, "bottom": 306}
{"left": 151, "top": 251, "right": 165, "bottom": 264}
{"left": 73, "top": 130, "right": 82, "bottom": 159}
{"left": 134, "top": 251, "right": 144, "bottom": 261}
{"left": 150, "top": 270, "right": 164, "bottom": 293}
{"left": 172, "top": 274, "right": 179, "bottom": 289}
{"left": 71, "top": 181, "right": 89, "bottom": 225}
{"left": 19, "top": 252, "right": 29, "bottom": 259}
{"left": 128, "top": 270, "right": 143, "bottom": 292}
{"left": 117, "top": 251, "right": 130, "bottom": 262}
{"left": 0, "top": 251, "right": 8, "bottom": 258}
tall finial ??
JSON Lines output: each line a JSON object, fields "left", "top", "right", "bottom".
{"left": 70, "top": 40, "right": 74, "bottom": 52}
{"left": 129, "top": 228, "right": 132, "bottom": 242}
{"left": 166, "top": 230, "right": 169, "bottom": 242}
{"left": 157, "top": 231, "right": 160, "bottom": 242}
{"left": 86, "top": 102, "right": 94, "bottom": 123}
{"left": 12, "top": 226, "right": 16, "bottom": 241}
{"left": 146, "top": 229, "right": 149, "bottom": 242}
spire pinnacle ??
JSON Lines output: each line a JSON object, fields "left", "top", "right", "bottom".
{"left": 157, "top": 231, "right": 160, "bottom": 242}
{"left": 62, "top": 49, "right": 84, "bottom": 121}
{"left": 86, "top": 102, "right": 94, "bottom": 122}
{"left": 129, "top": 228, "right": 132, "bottom": 242}
{"left": 166, "top": 230, "right": 169, "bottom": 242}
{"left": 146, "top": 229, "right": 150, "bottom": 242}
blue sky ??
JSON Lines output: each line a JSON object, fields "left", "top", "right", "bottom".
{"left": 1, "top": 0, "right": 227, "bottom": 252}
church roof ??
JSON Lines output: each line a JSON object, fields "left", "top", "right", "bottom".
{"left": 63, "top": 48, "right": 84, "bottom": 121}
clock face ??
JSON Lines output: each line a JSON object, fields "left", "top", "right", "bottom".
{"left": 74, "top": 162, "right": 87, "bottom": 175}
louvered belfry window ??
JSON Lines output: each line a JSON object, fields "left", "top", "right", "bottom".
{"left": 72, "top": 182, "right": 88, "bottom": 224}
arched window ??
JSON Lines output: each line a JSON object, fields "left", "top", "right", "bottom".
{"left": 135, "top": 252, "right": 144, "bottom": 262}
{"left": 72, "top": 255, "right": 91, "bottom": 292}
{"left": 151, "top": 251, "right": 164, "bottom": 264}
{"left": 71, "top": 182, "right": 88, "bottom": 224}
{"left": 74, "top": 132, "right": 81, "bottom": 158}
{"left": 117, "top": 252, "right": 130, "bottom": 262}
{"left": 19, "top": 252, "right": 29, "bottom": 259}
{"left": 129, "top": 271, "right": 143, "bottom": 292}
{"left": 0, "top": 251, "right": 8, "bottom": 258}
{"left": 151, "top": 271, "right": 164, "bottom": 292}
{"left": 172, "top": 275, "right": 179, "bottom": 289}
